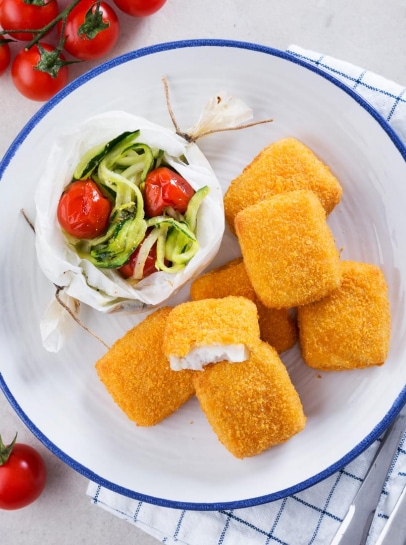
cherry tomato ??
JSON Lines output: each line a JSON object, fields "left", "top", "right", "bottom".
{"left": 112, "top": 0, "right": 166, "bottom": 17}
{"left": 0, "top": 434, "right": 47, "bottom": 510}
{"left": 144, "top": 167, "right": 195, "bottom": 218}
{"left": 57, "top": 179, "right": 112, "bottom": 239}
{"left": 0, "top": 0, "right": 59, "bottom": 41}
{"left": 11, "top": 43, "right": 69, "bottom": 101}
{"left": 0, "top": 42, "right": 10, "bottom": 76}
{"left": 119, "top": 233, "right": 159, "bottom": 279}
{"left": 58, "top": 0, "right": 119, "bottom": 61}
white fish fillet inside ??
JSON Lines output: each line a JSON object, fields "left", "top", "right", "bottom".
{"left": 169, "top": 343, "right": 249, "bottom": 371}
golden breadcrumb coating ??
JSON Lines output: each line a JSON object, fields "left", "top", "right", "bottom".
{"left": 224, "top": 137, "right": 342, "bottom": 233}
{"left": 163, "top": 296, "right": 260, "bottom": 359}
{"left": 298, "top": 261, "right": 391, "bottom": 370}
{"left": 193, "top": 341, "right": 306, "bottom": 458}
{"left": 95, "top": 307, "right": 195, "bottom": 426}
{"left": 257, "top": 303, "right": 297, "bottom": 354}
{"left": 190, "top": 258, "right": 257, "bottom": 302}
{"left": 190, "top": 258, "right": 297, "bottom": 353}
{"left": 235, "top": 190, "right": 341, "bottom": 309}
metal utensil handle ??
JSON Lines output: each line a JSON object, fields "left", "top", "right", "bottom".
{"left": 331, "top": 410, "right": 406, "bottom": 545}
{"left": 375, "top": 484, "right": 406, "bottom": 545}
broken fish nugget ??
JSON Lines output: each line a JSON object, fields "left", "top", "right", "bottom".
{"left": 96, "top": 307, "right": 195, "bottom": 426}
{"left": 298, "top": 261, "right": 391, "bottom": 370}
{"left": 193, "top": 341, "right": 306, "bottom": 458}
{"left": 190, "top": 257, "right": 297, "bottom": 353}
{"left": 163, "top": 296, "right": 260, "bottom": 371}
{"left": 235, "top": 190, "right": 341, "bottom": 308}
{"left": 224, "top": 137, "right": 342, "bottom": 233}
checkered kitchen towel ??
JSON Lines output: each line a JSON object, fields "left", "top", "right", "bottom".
{"left": 87, "top": 46, "right": 406, "bottom": 545}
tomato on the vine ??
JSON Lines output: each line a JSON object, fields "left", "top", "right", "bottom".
{"left": 57, "top": 179, "right": 112, "bottom": 239}
{"left": 0, "top": 0, "right": 59, "bottom": 41}
{"left": 0, "top": 42, "right": 10, "bottom": 76}
{"left": 0, "top": 434, "right": 47, "bottom": 511}
{"left": 58, "top": 0, "right": 119, "bottom": 61}
{"left": 11, "top": 43, "right": 69, "bottom": 101}
{"left": 112, "top": 0, "right": 166, "bottom": 17}
{"left": 144, "top": 167, "right": 195, "bottom": 217}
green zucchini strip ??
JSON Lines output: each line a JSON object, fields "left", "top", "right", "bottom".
{"left": 165, "top": 227, "right": 199, "bottom": 265}
{"left": 155, "top": 227, "right": 185, "bottom": 274}
{"left": 185, "top": 186, "right": 210, "bottom": 232}
{"left": 77, "top": 203, "right": 147, "bottom": 269}
{"left": 146, "top": 217, "right": 200, "bottom": 269}
{"left": 130, "top": 143, "right": 154, "bottom": 182}
{"left": 73, "top": 131, "right": 140, "bottom": 180}
{"left": 114, "top": 150, "right": 145, "bottom": 167}
{"left": 120, "top": 161, "right": 145, "bottom": 181}
{"left": 161, "top": 187, "right": 209, "bottom": 266}
{"left": 98, "top": 159, "right": 144, "bottom": 209}
{"left": 146, "top": 216, "right": 197, "bottom": 239}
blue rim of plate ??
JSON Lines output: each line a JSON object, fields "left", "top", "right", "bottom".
{"left": 1, "top": 39, "right": 406, "bottom": 511}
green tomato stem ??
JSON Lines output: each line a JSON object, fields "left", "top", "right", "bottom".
{"left": 24, "top": 0, "right": 84, "bottom": 51}
{"left": 0, "top": 29, "right": 44, "bottom": 35}
{"left": 0, "top": 0, "right": 85, "bottom": 49}
{"left": 0, "top": 433, "right": 17, "bottom": 466}
{"left": 55, "top": 8, "right": 68, "bottom": 55}
{"left": 78, "top": 0, "right": 109, "bottom": 40}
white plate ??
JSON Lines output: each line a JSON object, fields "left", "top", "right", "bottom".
{"left": 1, "top": 40, "right": 406, "bottom": 510}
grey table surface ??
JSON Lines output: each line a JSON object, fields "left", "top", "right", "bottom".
{"left": 1, "top": 0, "right": 406, "bottom": 543}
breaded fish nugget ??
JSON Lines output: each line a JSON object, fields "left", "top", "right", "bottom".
{"left": 190, "top": 258, "right": 297, "bottom": 353}
{"left": 163, "top": 296, "right": 260, "bottom": 371}
{"left": 190, "top": 258, "right": 256, "bottom": 301}
{"left": 235, "top": 190, "right": 341, "bottom": 308}
{"left": 257, "top": 304, "right": 297, "bottom": 354}
{"left": 96, "top": 307, "right": 195, "bottom": 426}
{"left": 298, "top": 261, "right": 391, "bottom": 370}
{"left": 194, "top": 341, "right": 306, "bottom": 458}
{"left": 224, "top": 137, "right": 342, "bottom": 233}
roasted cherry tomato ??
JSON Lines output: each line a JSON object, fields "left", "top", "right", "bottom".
{"left": 0, "top": 433, "right": 47, "bottom": 511}
{"left": 144, "top": 167, "right": 195, "bottom": 218}
{"left": 57, "top": 179, "right": 112, "bottom": 239}
{"left": 58, "top": 0, "right": 119, "bottom": 61}
{"left": 0, "top": 0, "right": 59, "bottom": 41}
{"left": 119, "top": 233, "right": 158, "bottom": 279}
{"left": 11, "top": 43, "right": 69, "bottom": 101}
{"left": 0, "top": 42, "right": 10, "bottom": 76}
{"left": 112, "top": 0, "right": 166, "bottom": 17}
